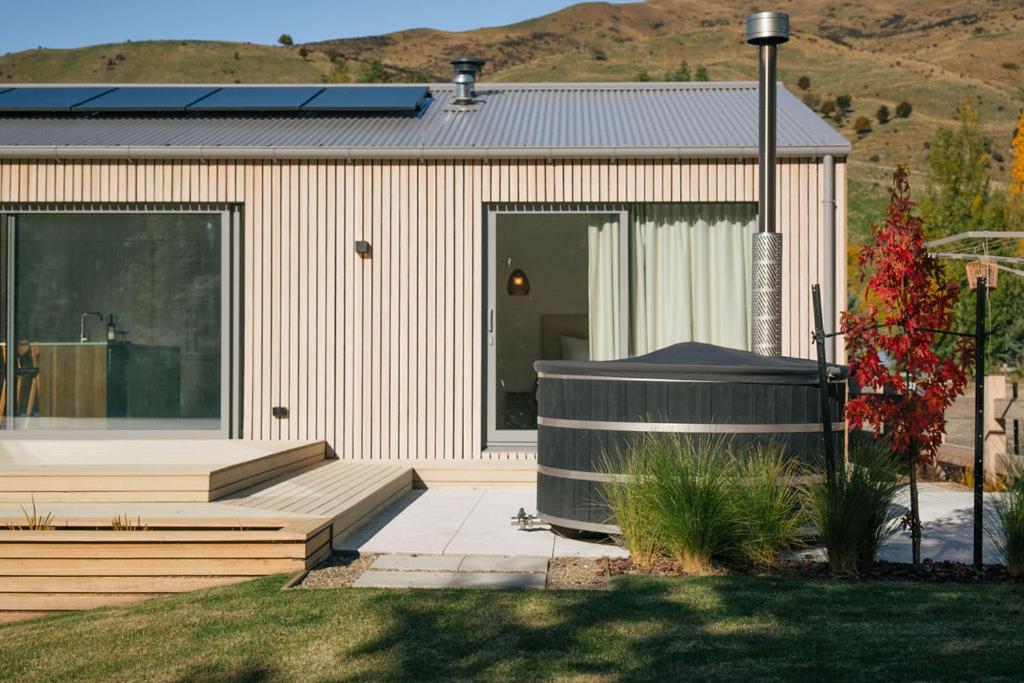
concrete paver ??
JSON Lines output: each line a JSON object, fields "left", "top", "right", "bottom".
{"left": 371, "top": 554, "right": 465, "bottom": 572}
{"left": 338, "top": 486, "right": 627, "bottom": 559}
{"left": 459, "top": 555, "right": 548, "bottom": 573}
{"left": 448, "top": 572, "right": 546, "bottom": 589}
{"left": 353, "top": 570, "right": 455, "bottom": 589}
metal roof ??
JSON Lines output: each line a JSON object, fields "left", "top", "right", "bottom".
{"left": 0, "top": 82, "right": 850, "bottom": 160}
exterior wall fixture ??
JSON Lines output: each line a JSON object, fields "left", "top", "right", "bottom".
{"left": 746, "top": 10, "right": 789, "bottom": 357}
{"left": 354, "top": 240, "right": 372, "bottom": 259}
{"left": 507, "top": 268, "right": 530, "bottom": 296}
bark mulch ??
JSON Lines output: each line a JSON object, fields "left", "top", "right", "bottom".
{"left": 608, "top": 555, "right": 1024, "bottom": 584}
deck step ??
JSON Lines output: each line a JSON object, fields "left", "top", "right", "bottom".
{"left": 0, "top": 458, "right": 411, "bottom": 617}
{"left": 0, "top": 441, "right": 328, "bottom": 503}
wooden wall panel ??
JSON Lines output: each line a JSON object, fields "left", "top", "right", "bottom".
{"left": 0, "top": 156, "right": 842, "bottom": 460}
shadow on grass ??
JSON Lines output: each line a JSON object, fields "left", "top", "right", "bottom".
{"left": 345, "top": 573, "right": 1024, "bottom": 681}
{"left": 171, "top": 659, "right": 275, "bottom": 683}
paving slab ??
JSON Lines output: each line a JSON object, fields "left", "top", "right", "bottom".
{"left": 340, "top": 486, "right": 628, "bottom": 559}
{"left": 371, "top": 553, "right": 465, "bottom": 572}
{"left": 337, "top": 488, "right": 484, "bottom": 554}
{"left": 448, "top": 572, "right": 547, "bottom": 589}
{"left": 443, "top": 489, "right": 556, "bottom": 556}
{"left": 352, "top": 570, "right": 455, "bottom": 589}
{"left": 459, "top": 555, "right": 549, "bottom": 573}
{"left": 878, "top": 484, "right": 1003, "bottom": 564}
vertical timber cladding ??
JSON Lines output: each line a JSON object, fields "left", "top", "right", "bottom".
{"left": 0, "top": 157, "right": 843, "bottom": 459}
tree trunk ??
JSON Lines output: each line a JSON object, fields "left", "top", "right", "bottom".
{"left": 909, "top": 456, "right": 921, "bottom": 569}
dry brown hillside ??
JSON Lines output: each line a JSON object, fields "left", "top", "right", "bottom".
{"left": 1, "top": 0, "right": 1022, "bottom": 190}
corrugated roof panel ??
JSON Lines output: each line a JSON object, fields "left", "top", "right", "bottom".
{"left": 0, "top": 82, "right": 850, "bottom": 157}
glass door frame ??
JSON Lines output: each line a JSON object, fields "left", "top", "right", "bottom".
{"left": 484, "top": 204, "right": 630, "bottom": 450}
{"left": 0, "top": 204, "right": 242, "bottom": 440}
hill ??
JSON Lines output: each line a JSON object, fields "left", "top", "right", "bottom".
{"left": 1, "top": 0, "right": 1022, "bottom": 195}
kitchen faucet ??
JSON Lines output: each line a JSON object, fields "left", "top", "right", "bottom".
{"left": 80, "top": 312, "right": 104, "bottom": 342}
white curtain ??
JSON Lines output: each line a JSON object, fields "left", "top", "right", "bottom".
{"left": 631, "top": 204, "right": 755, "bottom": 354}
{"left": 587, "top": 217, "right": 622, "bottom": 360}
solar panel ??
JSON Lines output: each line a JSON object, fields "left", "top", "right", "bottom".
{"left": 302, "top": 86, "right": 429, "bottom": 112}
{"left": 0, "top": 87, "right": 115, "bottom": 112}
{"left": 188, "top": 86, "right": 324, "bottom": 111}
{"left": 75, "top": 86, "right": 220, "bottom": 112}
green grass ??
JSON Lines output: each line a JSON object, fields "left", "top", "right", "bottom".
{"left": 2, "top": 574, "right": 1023, "bottom": 681}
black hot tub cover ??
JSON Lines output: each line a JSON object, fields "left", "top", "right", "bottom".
{"left": 534, "top": 341, "right": 848, "bottom": 385}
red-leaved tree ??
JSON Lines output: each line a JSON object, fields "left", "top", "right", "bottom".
{"left": 842, "top": 166, "right": 971, "bottom": 567}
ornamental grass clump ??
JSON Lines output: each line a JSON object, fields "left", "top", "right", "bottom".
{"left": 602, "top": 435, "right": 802, "bottom": 572}
{"left": 734, "top": 444, "right": 804, "bottom": 565}
{"left": 805, "top": 435, "right": 901, "bottom": 576}
{"left": 992, "top": 457, "right": 1024, "bottom": 577}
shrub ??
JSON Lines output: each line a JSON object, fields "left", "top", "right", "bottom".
{"left": 991, "top": 457, "right": 1024, "bottom": 576}
{"left": 634, "top": 69, "right": 652, "bottom": 82}
{"left": 356, "top": 59, "right": 391, "bottom": 84}
{"left": 820, "top": 99, "right": 837, "bottom": 117}
{"left": 797, "top": 75, "right": 811, "bottom": 90}
{"left": 877, "top": 105, "right": 890, "bottom": 124}
{"left": 278, "top": 34, "right": 294, "bottom": 46}
{"left": 805, "top": 436, "right": 901, "bottom": 576}
{"left": 666, "top": 60, "right": 691, "bottom": 81}
{"left": 854, "top": 116, "right": 873, "bottom": 134}
{"left": 298, "top": 47, "right": 309, "bottom": 60}
{"left": 602, "top": 436, "right": 802, "bottom": 571}
{"left": 602, "top": 449, "right": 661, "bottom": 568}
{"left": 694, "top": 65, "right": 709, "bottom": 82}
{"left": 802, "top": 92, "right": 821, "bottom": 110}
{"left": 896, "top": 100, "right": 913, "bottom": 118}
{"left": 733, "top": 444, "right": 803, "bottom": 565}
{"left": 589, "top": 45, "right": 607, "bottom": 61}
{"left": 836, "top": 94, "right": 852, "bottom": 111}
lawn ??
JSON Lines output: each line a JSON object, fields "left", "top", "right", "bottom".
{"left": 2, "top": 574, "right": 1023, "bottom": 681}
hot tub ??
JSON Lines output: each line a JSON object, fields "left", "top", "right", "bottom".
{"left": 534, "top": 342, "right": 847, "bottom": 534}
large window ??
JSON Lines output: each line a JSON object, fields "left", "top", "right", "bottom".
{"left": 1, "top": 212, "right": 228, "bottom": 432}
{"left": 487, "top": 203, "right": 756, "bottom": 446}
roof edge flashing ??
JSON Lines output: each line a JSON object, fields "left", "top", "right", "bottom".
{"left": 0, "top": 144, "right": 852, "bottom": 161}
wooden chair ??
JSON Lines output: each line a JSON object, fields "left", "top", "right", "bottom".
{"left": 13, "top": 341, "right": 41, "bottom": 418}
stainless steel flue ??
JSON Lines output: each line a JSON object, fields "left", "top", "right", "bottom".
{"left": 450, "top": 56, "right": 486, "bottom": 105}
{"left": 747, "top": 11, "right": 789, "bottom": 357}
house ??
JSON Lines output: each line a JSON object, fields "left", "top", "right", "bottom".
{"left": 0, "top": 70, "right": 850, "bottom": 462}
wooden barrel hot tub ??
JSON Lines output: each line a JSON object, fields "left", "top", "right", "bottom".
{"left": 534, "top": 341, "right": 847, "bottom": 534}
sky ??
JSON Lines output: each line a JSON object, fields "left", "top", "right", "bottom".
{"left": 0, "top": 0, "right": 629, "bottom": 53}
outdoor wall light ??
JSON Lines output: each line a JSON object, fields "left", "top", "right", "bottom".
{"left": 507, "top": 268, "right": 530, "bottom": 296}
{"left": 354, "top": 240, "right": 372, "bottom": 258}
{"left": 272, "top": 406, "right": 289, "bottom": 419}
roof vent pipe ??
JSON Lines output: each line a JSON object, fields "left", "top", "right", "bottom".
{"left": 746, "top": 11, "right": 789, "bottom": 357}
{"left": 450, "top": 56, "right": 485, "bottom": 105}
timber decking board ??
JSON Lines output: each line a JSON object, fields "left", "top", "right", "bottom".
{"left": 0, "top": 451, "right": 414, "bottom": 615}
{"left": 223, "top": 460, "right": 412, "bottom": 518}
{"left": 0, "top": 575, "right": 252, "bottom": 593}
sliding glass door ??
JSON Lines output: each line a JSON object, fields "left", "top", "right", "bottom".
{"left": 0, "top": 211, "right": 229, "bottom": 433}
{"left": 486, "top": 203, "right": 757, "bottom": 448}
{"left": 487, "top": 209, "right": 628, "bottom": 446}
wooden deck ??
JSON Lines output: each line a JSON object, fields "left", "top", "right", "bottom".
{"left": 0, "top": 440, "right": 327, "bottom": 502}
{"left": 223, "top": 460, "right": 413, "bottom": 542}
{"left": 0, "top": 440, "right": 413, "bottom": 617}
